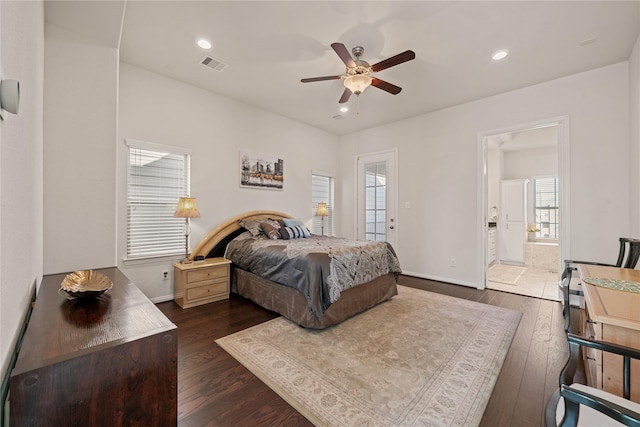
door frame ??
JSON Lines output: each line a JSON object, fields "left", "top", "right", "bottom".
{"left": 477, "top": 116, "right": 570, "bottom": 290}
{"left": 354, "top": 148, "right": 398, "bottom": 248}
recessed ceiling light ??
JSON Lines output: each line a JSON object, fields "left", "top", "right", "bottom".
{"left": 197, "top": 39, "right": 212, "bottom": 50}
{"left": 580, "top": 37, "right": 597, "bottom": 46}
{"left": 339, "top": 106, "right": 349, "bottom": 113}
{"left": 492, "top": 50, "right": 508, "bottom": 61}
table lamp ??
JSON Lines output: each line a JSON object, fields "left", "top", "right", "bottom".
{"left": 316, "top": 202, "right": 328, "bottom": 236}
{"left": 174, "top": 197, "right": 201, "bottom": 263}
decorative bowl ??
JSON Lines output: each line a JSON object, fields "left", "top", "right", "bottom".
{"left": 59, "top": 270, "right": 113, "bottom": 299}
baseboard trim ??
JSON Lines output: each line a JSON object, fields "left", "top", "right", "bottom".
{"left": 1, "top": 282, "right": 37, "bottom": 427}
{"left": 150, "top": 295, "right": 174, "bottom": 304}
{"left": 400, "top": 271, "right": 480, "bottom": 289}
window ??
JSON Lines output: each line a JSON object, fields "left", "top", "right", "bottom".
{"left": 365, "top": 161, "right": 387, "bottom": 242}
{"left": 533, "top": 176, "right": 558, "bottom": 239}
{"left": 126, "top": 139, "right": 192, "bottom": 259}
{"left": 311, "top": 174, "right": 334, "bottom": 236}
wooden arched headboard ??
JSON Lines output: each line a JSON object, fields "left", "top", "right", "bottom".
{"left": 190, "top": 210, "right": 292, "bottom": 260}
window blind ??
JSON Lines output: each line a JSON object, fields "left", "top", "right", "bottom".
{"left": 533, "top": 176, "right": 558, "bottom": 239}
{"left": 126, "top": 140, "right": 191, "bottom": 259}
{"left": 311, "top": 174, "right": 334, "bottom": 236}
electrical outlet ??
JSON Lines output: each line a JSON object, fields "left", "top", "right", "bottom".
{"left": 450, "top": 258, "right": 456, "bottom": 267}
{"left": 162, "top": 270, "right": 169, "bottom": 280}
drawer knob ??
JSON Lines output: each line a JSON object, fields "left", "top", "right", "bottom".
{"left": 586, "top": 356, "right": 596, "bottom": 361}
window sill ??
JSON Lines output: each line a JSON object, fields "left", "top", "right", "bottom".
{"left": 122, "top": 254, "right": 183, "bottom": 266}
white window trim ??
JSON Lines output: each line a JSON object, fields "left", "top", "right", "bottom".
{"left": 532, "top": 174, "right": 559, "bottom": 241}
{"left": 125, "top": 138, "right": 192, "bottom": 156}
{"left": 311, "top": 171, "right": 335, "bottom": 236}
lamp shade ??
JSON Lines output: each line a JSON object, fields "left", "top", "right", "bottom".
{"left": 343, "top": 74, "right": 372, "bottom": 95}
{"left": 316, "top": 202, "right": 328, "bottom": 217}
{"left": 174, "top": 197, "right": 201, "bottom": 218}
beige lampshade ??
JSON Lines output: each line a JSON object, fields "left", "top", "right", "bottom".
{"left": 316, "top": 202, "right": 328, "bottom": 217}
{"left": 343, "top": 74, "right": 372, "bottom": 95}
{"left": 174, "top": 197, "right": 201, "bottom": 218}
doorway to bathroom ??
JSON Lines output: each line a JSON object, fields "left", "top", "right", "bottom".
{"left": 480, "top": 118, "right": 570, "bottom": 301}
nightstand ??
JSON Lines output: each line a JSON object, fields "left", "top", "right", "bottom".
{"left": 173, "top": 257, "right": 231, "bottom": 308}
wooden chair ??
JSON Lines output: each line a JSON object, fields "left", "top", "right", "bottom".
{"left": 544, "top": 334, "right": 640, "bottom": 426}
{"left": 560, "top": 238, "right": 640, "bottom": 308}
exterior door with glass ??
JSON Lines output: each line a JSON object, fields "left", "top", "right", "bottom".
{"left": 357, "top": 150, "right": 397, "bottom": 248}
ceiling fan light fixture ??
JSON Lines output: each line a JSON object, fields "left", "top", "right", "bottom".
{"left": 344, "top": 74, "right": 372, "bottom": 95}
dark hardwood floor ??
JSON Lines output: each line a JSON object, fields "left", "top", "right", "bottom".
{"left": 157, "top": 275, "right": 575, "bottom": 427}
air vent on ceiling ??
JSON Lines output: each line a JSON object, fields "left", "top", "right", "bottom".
{"left": 200, "top": 55, "right": 228, "bottom": 72}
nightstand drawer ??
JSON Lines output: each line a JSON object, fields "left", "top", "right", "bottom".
{"left": 187, "top": 265, "right": 228, "bottom": 283}
{"left": 186, "top": 279, "right": 228, "bottom": 301}
{"left": 174, "top": 258, "right": 232, "bottom": 309}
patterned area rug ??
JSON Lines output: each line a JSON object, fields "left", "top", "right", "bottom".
{"left": 488, "top": 263, "right": 526, "bottom": 285}
{"left": 216, "top": 286, "right": 521, "bottom": 426}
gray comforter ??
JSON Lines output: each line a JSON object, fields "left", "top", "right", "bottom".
{"left": 225, "top": 234, "right": 401, "bottom": 319}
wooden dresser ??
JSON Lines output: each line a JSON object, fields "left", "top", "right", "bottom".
{"left": 577, "top": 264, "right": 640, "bottom": 403}
{"left": 10, "top": 267, "right": 177, "bottom": 426}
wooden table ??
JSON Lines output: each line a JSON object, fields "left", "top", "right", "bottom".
{"left": 577, "top": 264, "right": 640, "bottom": 403}
{"left": 10, "top": 267, "right": 177, "bottom": 426}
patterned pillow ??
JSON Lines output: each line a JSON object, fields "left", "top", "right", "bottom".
{"left": 280, "top": 225, "right": 311, "bottom": 240}
{"left": 239, "top": 219, "right": 263, "bottom": 237}
{"left": 283, "top": 218, "right": 305, "bottom": 228}
{"left": 261, "top": 222, "right": 281, "bottom": 240}
{"left": 263, "top": 218, "right": 281, "bottom": 229}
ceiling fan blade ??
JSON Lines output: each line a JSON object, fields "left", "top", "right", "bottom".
{"left": 371, "top": 78, "right": 402, "bottom": 95}
{"left": 338, "top": 88, "right": 352, "bottom": 104}
{"left": 331, "top": 42, "right": 356, "bottom": 68}
{"left": 371, "top": 50, "right": 416, "bottom": 72}
{"left": 301, "top": 75, "right": 343, "bottom": 83}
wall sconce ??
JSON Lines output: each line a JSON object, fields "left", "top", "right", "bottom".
{"left": 0, "top": 79, "right": 20, "bottom": 119}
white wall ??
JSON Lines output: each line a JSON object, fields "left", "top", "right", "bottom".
{"left": 630, "top": 32, "right": 640, "bottom": 236}
{"left": 503, "top": 145, "right": 558, "bottom": 227}
{"left": 118, "top": 63, "right": 339, "bottom": 300}
{"left": 503, "top": 146, "right": 558, "bottom": 181}
{"left": 43, "top": 23, "right": 118, "bottom": 274}
{"left": 486, "top": 148, "right": 503, "bottom": 220}
{"left": 339, "top": 62, "right": 630, "bottom": 287}
{"left": 0, "top": 0, "right": 44, "bottom": 383}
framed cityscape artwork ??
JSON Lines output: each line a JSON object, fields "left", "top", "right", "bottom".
{"left": 239, "top": 150, "right": 284, "bottom": 190}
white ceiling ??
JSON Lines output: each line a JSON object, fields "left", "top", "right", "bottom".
{"left": 45, "top": 1, "right": 640, "bottom": 136}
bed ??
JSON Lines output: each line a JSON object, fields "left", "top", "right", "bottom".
{"left": 190, "top": 210, "right": 401, "bottom": 328}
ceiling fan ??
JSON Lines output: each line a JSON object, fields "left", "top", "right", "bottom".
{"left": 301, "top": 42, "right": 416, "bottom": 104}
